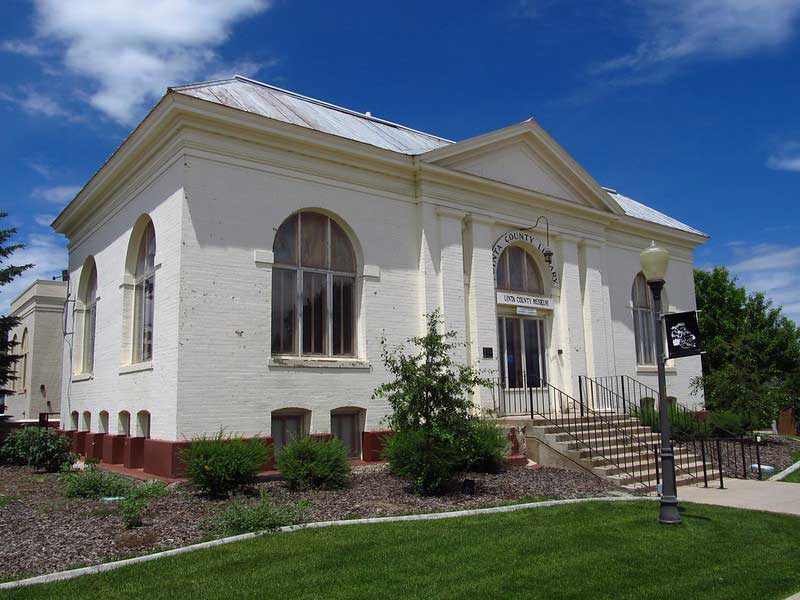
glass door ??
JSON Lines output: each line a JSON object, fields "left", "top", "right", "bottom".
{"left": 498, "top": 317, "right": 547, "bottom": 389}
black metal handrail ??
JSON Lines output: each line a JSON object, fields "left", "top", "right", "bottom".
{"left": 587, "top": 375, "right": 742, "bottom": 439}
{"left": 492, "top": 376, "right": 659, "bottom": 489}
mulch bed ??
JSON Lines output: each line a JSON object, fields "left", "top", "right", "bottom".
{"left": 753, "top": 435, "right": 800, "bottom": 474}
{"left": 0, "top": 463, "right": 615, "bottom": 581}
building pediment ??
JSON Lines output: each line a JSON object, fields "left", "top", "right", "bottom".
{"left": 419, "top": 120, "right": 623, "bottom": 215}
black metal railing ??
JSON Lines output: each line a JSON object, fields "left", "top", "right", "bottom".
{"left": 491, "top": 376, "right": 660, "bottom": 489}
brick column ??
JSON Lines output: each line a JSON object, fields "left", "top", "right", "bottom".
{"left": 580, "top": 240, "right": 613, "bottom": 379}
{"left": 556, "top": 236, "right": 587, "bottom": 397}
{"left": 466, "top": 217, "right": 500, "bottom": 411}
{"left": 438, "top": 209, "right": 468, "bottom": 365}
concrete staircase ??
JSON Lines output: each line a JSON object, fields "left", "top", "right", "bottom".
{"left": 499, "top": 414, "right": 719, "bottom": 492}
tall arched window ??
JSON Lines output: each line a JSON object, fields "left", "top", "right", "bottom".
{"left": 133, "top": 222, "right": 156, "bottom": 362}
{"left": 632, "top": 273, "right": 656, "bottom": 366}
{"left": 10, "top": 334, "right": 18, "bottom": 391}
{"left": 19, "top": 329, "right": 28, "bottom": 392}
{"left": 82, "top": 261, "right": 98, "bottom": 373}
{"left": 496, "top": 246, "right": 543, "bottom": 294}
{"left": 271, "top": 212, "right": 356, "bottom": 356}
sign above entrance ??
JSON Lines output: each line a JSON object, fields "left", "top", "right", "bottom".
{"left": 496, "top": 291, "right": 553, "bottom": 310}
{"left": 516, "top": 307, "right": 538, "bottom": 316}
{"left": 492, "top": 230, "right": 559, "bottom": 287}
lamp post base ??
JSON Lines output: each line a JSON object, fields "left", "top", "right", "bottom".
{"left": 659, "top": 495, "right": 682, "bottom": 525}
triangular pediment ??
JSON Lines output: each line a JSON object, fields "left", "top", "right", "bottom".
{"left": 420, "top": 120, "right": 623, "bottom": 214}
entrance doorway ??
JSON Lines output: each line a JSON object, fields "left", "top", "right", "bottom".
{"left": 497, "top": 316, "right": 547, "bottom": 389}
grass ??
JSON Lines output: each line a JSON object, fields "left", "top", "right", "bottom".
{"left": 0, "top": 495, "right": 17, "bottom": 507}
{"left": 780, "top": 451, "right": 800, "bottom": 483}
{"left": 3, "top": 501, "right": 800, "bottom": 599}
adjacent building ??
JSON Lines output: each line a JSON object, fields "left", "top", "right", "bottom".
{"left": 4, "top": 279, "right": 67, "bottom": 421}
{"left": 53, "top": 76, "right": 707, "bottom": 476}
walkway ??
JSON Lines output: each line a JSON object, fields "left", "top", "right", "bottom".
{"left": 679, "top": 478, "right": 800, "bottom": 517}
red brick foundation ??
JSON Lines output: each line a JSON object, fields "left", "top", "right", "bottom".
{"left": 73, "top": 431, "right": 88, "bottom": 456}
{"left": 362, "top": 430, "right": 392, "bottom": 462}
{"left": 86, "top": 433, "right": 106, "bottom": 461}
{"left": 102, "top": 434, "right": 126, "bottom": 464}
{"left": 143, "top": 438, "right": 192, "bottom": 478}
{"left": 123, "top": 436, "right": 145, "bottom": 469}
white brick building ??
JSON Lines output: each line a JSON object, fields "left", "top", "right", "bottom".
{"left": 54, "top": 77, "right": 707, "bottom": 476}
{"left": 4, "top": 280, "right": 67, "bottom": 421}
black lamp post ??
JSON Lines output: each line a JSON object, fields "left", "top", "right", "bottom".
{"left": 640, "top": 241, "right": 681, "bottom": 525}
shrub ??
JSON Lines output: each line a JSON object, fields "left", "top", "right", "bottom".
{"left": 212, "top": 491, "right": 308, "bottom": 536}
{"left": 461, "top": 420, "right": 508, "bottom": 474}
{"left": 382, "top": 429, "right": 461, "bottom": 495}
{"left": 181, "top": 431, "right": 271, "bottom": 498}
{"left": 119, "top": 496, "right": 147, "bottom": 529}
{"left": 0, "top": 427, "right": 74, "bottom": 472}
{"left": 277, "top": 436, "right": 350, "bottom": 490}
{"left": 132, "top": 480, "right": 169, "bottom": 500}
{"left": 708, "top": 410, "right": 745, "bottom": 437}
{"left": 60, "top": 466, "right": 134, "bottom": 498}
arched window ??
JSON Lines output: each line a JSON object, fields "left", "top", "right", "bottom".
{"left": 271, "top": 408, "right": 310, "bottom": 455}
{"left": 70, "top": 410, "right": 79, "bottom": 430}
{"left": 331, "top": 407, "right": 365, "bottom": 458}
{"left": 136, "top": 410, "right": 151, "bottom": 438}
{"left": 81, "top": 261, "right": 98, "bottom": 373}
{"left": 133, "top": 222, "right": 156, "bottom": 362}
{"left": 118, "top": 411, "right": 131, "bottom": 436}
{"left": 18, "top": 329, "right": 28, "bottom": 392}
{"left": 10, "top": 334, "right": 18, "bottom": 391}
{"left": 271, "top": 212, "right": 356, "bottom": 356}
{"left": 496, "top": 246, "right": 543, "bottom": 294}
{"left": 81, "top": 411, "right": 91, "bottom": 432}
{"left": 632, "top": 273, "right": 657, "bottom": 366}
{"left": 99, "top": 411, "right": 109, "bottom": 434}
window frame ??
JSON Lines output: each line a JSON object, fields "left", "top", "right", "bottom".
{"left": 632, "top": 273, "right": 657, "bottom": 367}
{"left": 132, "top": 223, "right": 156, "bottom": 363}
{"left": 495, "top": 245, "right": 544, "bottom": 295}
{"left": 271, "top": 213, "right": 357, "bottom": 358}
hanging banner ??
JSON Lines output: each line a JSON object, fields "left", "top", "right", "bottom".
{"left": 664, "top": 311, "right": 703, "bottom": 359}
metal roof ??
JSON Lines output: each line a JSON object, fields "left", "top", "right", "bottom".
{"left": 172, "top": 76, "right": 704, "bottom": 237}
{"left": 605, "top": 189, "right": 706, "bottom": 236}
{"left": 172, "top": 76, "right": 452, "bottom": 155}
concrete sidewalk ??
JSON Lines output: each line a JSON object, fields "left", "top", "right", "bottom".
{"left": 678, "top": 478, "right": 800, "bottom": 516}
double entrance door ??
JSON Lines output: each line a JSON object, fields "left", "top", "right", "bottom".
{"left": 497, "top": 316, "right": 547, "bottom": 389}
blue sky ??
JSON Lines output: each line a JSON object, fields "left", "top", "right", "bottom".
{"left": 2, "top": 0, "right": 799, "bottom": 321}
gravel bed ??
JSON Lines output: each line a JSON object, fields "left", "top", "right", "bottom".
{"left": 0, "top": 463, "right": 616, "bottom": 581}
{"left": 754, "top": 435, "right": 800, "bottom": 473}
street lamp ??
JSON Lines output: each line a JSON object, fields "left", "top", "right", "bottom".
{"left": 523, "top": 216, "right": 554, "bottom": 265}
{"left": 640, "top": 241, "right": 681, "bottom": 525}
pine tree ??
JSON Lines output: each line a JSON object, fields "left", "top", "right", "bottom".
{"left": 0, "top": 212, "right": 33, "bottom": 395}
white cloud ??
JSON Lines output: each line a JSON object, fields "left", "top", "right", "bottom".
{"left": 0, "top": 232, "right": 67, "bottom": 315}
{"left": 766, "top": 142, "right": 800, "bottom": 172}
{"left": 0, "top": 88, "right": 74, "bottom": 119}
{"left": 1, "top": 40, "right": 42, "bottom": 56}
{"left": 728, "top": 244, "right": 800, "bottom": 323}
{"left": 596, "top": 0, "right": 800, "bottom": 77}
{"left": 34, "top": 214, "right": 57, "bottom": 227}
{"left": 32, "top": 0, "right": 271, "bottom": 124}
{"left": 31, "top": 185, "right": 81, "bottom": 205}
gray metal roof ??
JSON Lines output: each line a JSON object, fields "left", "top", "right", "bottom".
{"left": 172, "top": 76, "right": 704, "bottom": 237}
{"left": 605, "top": 189, "right": 706, "bottom": 236}
{"left": 172, "top": 76, "right": 452, "bottom": 155}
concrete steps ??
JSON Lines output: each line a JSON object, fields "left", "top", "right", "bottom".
{"left": 505, "top": 414, "right": 720, "bottom": 493}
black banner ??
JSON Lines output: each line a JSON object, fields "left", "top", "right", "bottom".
{"left": 663, "top": 311, "right": 703, "bottom": 359}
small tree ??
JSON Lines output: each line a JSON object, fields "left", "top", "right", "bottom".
{"left": 0, "top": 213, "right": 33, "bottom": 395}
{"left": 374, "top": 310, "right": 492, "bottom": 493}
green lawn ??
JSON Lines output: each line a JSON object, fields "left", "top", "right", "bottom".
{"left": 3, "top": 501, "right": 800, "bottom": 600}
{"left": 781, "top": 451, "right": 800, "bottom": 483}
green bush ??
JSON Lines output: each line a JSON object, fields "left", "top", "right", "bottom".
{"left": 132, "top": 479, "right": 169, "bottom": 500}
{"left": 60, "top": 466, "right": 134, "bottom": 498}
{"left": 277, "top": 436, "right": 351, "bottom": 490}
{"left": 212, "top": 491, "right": 308, "bottom": 536}
{"left": 0, "top": 427, "right": 74, "bottom": 472}
{"left": 707, "top": 410, "right": 745, "bottom": 437}
{"left": 383, "top": 429, "right": 461, "bottom": 495}
{"left": 119, "top": 496, "right": 147, "bottom": 529}
{"left": 181, "top": 432, "right": 271, "bottom": 498}
{"left": 461, "top": 420, "right": 508, "bottom": 474}
{"left": 633, "top": 403, "right": 707, "bottom": 439}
